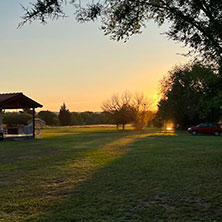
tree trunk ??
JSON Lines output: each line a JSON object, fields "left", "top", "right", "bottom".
{"left": 122, "top": 124, "right": 125, "bottom": 130}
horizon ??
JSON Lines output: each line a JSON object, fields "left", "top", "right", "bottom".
{"left": 1, "top": 1, "right": 190, "bottom": 112}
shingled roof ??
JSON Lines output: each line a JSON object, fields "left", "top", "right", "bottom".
{"left": 0, "top": 93, "right": 43, "bottom": 109}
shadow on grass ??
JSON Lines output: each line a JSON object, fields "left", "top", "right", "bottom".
{"left": 27, "top": 131, "right": 222, "bottom": 222}
{"left": 25, "top": 132, "right": 186, "bottom": 222}
{"left": 2, "top": 129, "right": 221, "bottom": 221}
{"left": 0, "top": 129, "right": 156, "bottom": 221}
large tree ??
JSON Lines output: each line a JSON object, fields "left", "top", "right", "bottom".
{"left": 102, "top": 91, "right": 152, "bottom": 130}
{"left": 157, "top": 63, "right": 222, "bottom": 129}
{"left": 102, "top": 91, "right": 134, "bottom": 130}
{"left": 20, "top": 0, "right": 222, "bottom": 69}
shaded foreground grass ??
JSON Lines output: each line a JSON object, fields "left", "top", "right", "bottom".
{"left": 0, "top": 127, "right": 222, "bottom": 221}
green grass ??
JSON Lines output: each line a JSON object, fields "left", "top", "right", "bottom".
{"left": 0, "top": 127, "right": 221, "bottom": 221}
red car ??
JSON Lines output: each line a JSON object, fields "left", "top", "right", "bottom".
{"left": 188, "top": 123, "right": 222, "bottom": 136}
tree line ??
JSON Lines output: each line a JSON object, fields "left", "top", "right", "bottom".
{"left": 2, "top": 92, "right": 156, "bottom": 130}
{"left": 38, "top": 92, "right": 155, "bottom": 130}
{"left": 1, "top": 109, "right": 112, "bottom": 127}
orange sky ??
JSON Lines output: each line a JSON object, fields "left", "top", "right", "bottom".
{"left": 0, "top": 1, "right": 190, "bottom": 112}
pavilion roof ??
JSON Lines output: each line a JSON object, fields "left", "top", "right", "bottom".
{"left": 0, "top": 93, "right": 43, "bottom": 109}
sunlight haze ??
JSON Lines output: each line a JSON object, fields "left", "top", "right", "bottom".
{"left": 0, "top": 1, "right": 190, "bottom": 112}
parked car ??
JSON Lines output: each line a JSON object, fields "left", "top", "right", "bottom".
{"left": 188, "top": 123, "right": 222, "bottom": 136}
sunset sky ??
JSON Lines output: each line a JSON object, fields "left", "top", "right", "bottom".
{"left": 0, "top": 1, "right": 190, "bottom": 112}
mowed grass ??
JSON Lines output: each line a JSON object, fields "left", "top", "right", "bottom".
{"left": 0, "top": 127, "right": 222, "bottom": 222}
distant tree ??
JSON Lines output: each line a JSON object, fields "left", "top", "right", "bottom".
{"left": 150, "top": 113, "right": 164, "bottom": 128}
{"left": 37, "top": 110, "right": 58, "bottom": 125}
{"left": 22, "top": 108, "right": 33, "bottom": 115}
{"left": 102, "top": 91, "right": 134, "bottom": 130}
{"left": 131, "top": 93, "right": 152, "bottom": 131}
{"left": 157, "top": 63, "right": 221, "bottom": 129}
{"left": 100, "top": 111, "right": 114, "bottom": 124}
{"left": 21, "top": 1, "right": 222, "bottom": 70}
{"left": 70, "top": 112, "right": 84, "bottom": 125}
{"left": 70, "top": 111, "right": 114, "bottom": 126}
{"left": 79, "top": 111, "right": 98, "bottom": 125}
{"left": 102, "top": 91, "right": 152, "bottom": 130}
{"left": 58, "top": 103, "right": 72, "bottom": 126}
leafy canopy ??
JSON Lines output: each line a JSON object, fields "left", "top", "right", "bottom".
{"left": 102, "top": 91, "right": 152, "bottom": 130}
{"left": 157, "top": 62, "right": 222, "bottom": 128}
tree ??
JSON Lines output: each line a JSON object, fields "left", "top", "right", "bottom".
{"left": 79, "top": 111, "right": 100, "bottom": 125}
{"left": 3, "top": 112, "right": 32, "bottom": 127}
{"left": 20, "top": 1, "right": 222, "bottom": 69}
{"left": 102, "top": 91, "right": 152, "bottom": 130}
{"left": 101, "top": 91, "right": 134, "bottom": 130}
{"left": 150, "top": 113, "right": 164, "bottom": 128}
{"left": 157, "top": 63, "right": 222, "bottom": 129}
{"left": 22, "top": 108, "right": 33, "bottom": 115}
{"left": 37, "top": 110, "right": 58, "bottom": 125}
{"left": 58, "top": 103, "right": 72, "bottom": 126}
{"left": 70, "top": 112, "right": 84, "bottom": 125}
{"left": 131, "top": 93, "right": 152, "bottom": 131}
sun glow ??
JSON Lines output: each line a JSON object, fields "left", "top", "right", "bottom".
{"left": 150, "top": 92, "right": 161, "bottom": 111}
{"left": 164, "top": 122, "right": 175, "bottom": 131}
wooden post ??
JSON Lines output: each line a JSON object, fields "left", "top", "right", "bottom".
{"left": 0, "top": 109, "right": 2, "bottom": 131}
{"left": 0, "top": 108, "right": 3, "bottom": 141}
{"left": 33, "top": 108, "right": 35, "bottom": 139}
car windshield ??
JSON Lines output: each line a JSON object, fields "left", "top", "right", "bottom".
{"left": 197, "top": 123, "right": 208, "bottom": 127}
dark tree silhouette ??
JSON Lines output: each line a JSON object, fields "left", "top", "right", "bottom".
{"left": 101, "top": 92, "right": 134, "bottom": 130}
{"left": 37, "top": 110, "right": 58, "bottom": 125}
{"left": 130, "top": 93, "right": 152, "bottom": 131}
{"left": 157, "top": 63, "right": 222, "bottom": 129}
{"left": 102, "top": 91, "right": 152, "bottom": 130}
{"left": 58, "top": 103, "right": 72, "bottom": 126}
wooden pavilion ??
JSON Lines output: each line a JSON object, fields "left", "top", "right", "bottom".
{"left": 0, "top": 93, "right": 43, "bottom": 141}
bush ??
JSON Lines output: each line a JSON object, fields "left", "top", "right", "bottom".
{"left": 3, "top": 112, "right": 32, "bottom": 127}
{"left": 37, "top": 110, "right": 58, "bottom": 126}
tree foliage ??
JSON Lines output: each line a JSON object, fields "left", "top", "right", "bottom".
{"left": 102, "top": 91, "right": 134, "bottom": 130}
{"left": 131, "top": 93, "right": 152, "bottom": 131}
{"left": 58, "top": 103, "right": 72, "bottom": 126}
{"left": 102, "top": 91, "right": 152, "bottom": 130}
{"left": 20, "top": 0, "right": 222, "bottom": 68}
{"left": 157, "top": 63, "right": 222, "bottom": 129}
{"left": 2, "top": 112, "right": 32, "bottom": 127}
{"left": 37, "top": 110, "right": 58, "bottom": 125}
{"left": 70, "top": 111, "right": 113, "bottom": 125}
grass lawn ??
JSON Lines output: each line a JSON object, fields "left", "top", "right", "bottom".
{"left": 0, "top": 127, "right": 222, "bottom": 222}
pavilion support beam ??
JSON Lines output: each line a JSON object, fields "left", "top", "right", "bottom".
{"left": 32, "top": 108, "right": 35, "bottom": 139}
{"left": 0, "top": 109, "right": 3, "bottom": 141}
{"left": 0, "top": 109, "right": 2, "bottom": 131}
